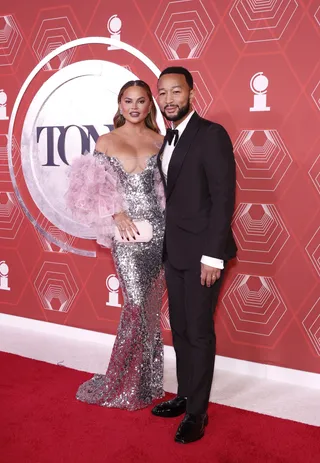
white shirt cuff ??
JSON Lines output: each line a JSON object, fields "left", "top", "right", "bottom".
{"left": 201, "top": 255, "right": 224, "bottom": 269}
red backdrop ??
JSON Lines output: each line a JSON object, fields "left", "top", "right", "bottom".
{"left": 0, "top": 0, "right": 319, "bottom": 375}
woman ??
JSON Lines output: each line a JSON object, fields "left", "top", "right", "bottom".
{"left": 66, "top": 80, "right": 165, "bottom": 410}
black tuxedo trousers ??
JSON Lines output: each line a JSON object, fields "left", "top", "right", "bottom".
{"left": 165, "top": 259, "right": 225, "bottom": 414}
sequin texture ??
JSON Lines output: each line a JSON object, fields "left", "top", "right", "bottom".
{"left": 76, "top": 152, "right": 165, "bottom": 410}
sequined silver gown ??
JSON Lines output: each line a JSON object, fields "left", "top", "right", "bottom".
{"left": 76, "top": 151, "right": 165, "bottom": 411}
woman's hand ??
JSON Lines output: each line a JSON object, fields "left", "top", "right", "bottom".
{"left": 113, "top": 212, "right": 139, "bottom": 241}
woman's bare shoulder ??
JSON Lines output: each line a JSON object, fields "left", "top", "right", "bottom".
{"left": 150, "top": 131, "right": 164, "bottom": 149}
{"left": 145, "top": 129, "right": 163, "bottom": 142}
{"left": 153, "top": 131, "right": 164, "bottom": 141}
{"left": 95, "top": 131, "right": 117, "bottom": 154}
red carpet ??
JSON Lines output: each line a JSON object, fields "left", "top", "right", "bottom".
{"left": 0, "top": 352, "right": 319, "bottom": 463}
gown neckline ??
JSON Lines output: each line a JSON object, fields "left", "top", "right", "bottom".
{"left": 95, "top": 151, "right": 158, "bottom": 176}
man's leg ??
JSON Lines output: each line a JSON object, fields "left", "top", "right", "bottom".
{"left": 151, "top": 259, "right": 189, "bottom": 418}
{"left": 183, "top": 266, "right": 224, "bottom": 415}
{"left": 165, "top": 259, "right": 190, "bottom": 397}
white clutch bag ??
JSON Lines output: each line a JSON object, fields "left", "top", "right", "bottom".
{"left": 114, "top": 220, "right": 153, "bottom": 243}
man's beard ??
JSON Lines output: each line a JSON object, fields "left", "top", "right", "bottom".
{"left": 161, "top": 99, "right": 190, "bottom": 122}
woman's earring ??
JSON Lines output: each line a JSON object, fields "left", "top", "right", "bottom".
{"left": 119, "top": 109, "right": 123, "bottom": 115}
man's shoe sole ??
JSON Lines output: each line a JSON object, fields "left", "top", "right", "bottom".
{"left": 174, "top": 430, "right": 205, "bottom": 444}
{"left": 174, "top": 414, "right": 209, "bottom": 444}
{"left": 151, "top": 409, "right": 186, "bottom": 418}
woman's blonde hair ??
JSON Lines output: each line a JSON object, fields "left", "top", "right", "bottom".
{"left": 113, "top": 80, "right": 160, "bottom": 133}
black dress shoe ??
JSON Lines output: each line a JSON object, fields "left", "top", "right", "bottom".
{"left": 174, "top": 413, "right": 208, "bottom": 444}
{"left": 151, "top": 396, "right": 187, "bottom": 418}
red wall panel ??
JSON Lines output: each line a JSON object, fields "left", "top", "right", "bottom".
{"left": 0, "top": 0, "right": 319, "bottom": 373}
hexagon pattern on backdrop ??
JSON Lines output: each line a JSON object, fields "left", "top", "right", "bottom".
{"left": 0, "top": 15, "right": 23, "bottom": 67}
{"left": 0, "top": 0, "right": 319, "bottom": 374}
{"left": 31, "top": 14, "right": 78, "bottom": 71}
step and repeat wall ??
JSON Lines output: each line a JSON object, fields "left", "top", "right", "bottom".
{"left": 0, "top": 0, "right": 319, "bottom": 374}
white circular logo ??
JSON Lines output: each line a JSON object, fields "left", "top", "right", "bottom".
{"left": 8, "top": 37, "right": 165, "bottom": 256}
{"left": 0, "top": 89, "right": 7, "bottom": 105}
{"left": 106, "top": 274, "right": 120, "bottom": 292}
{"left": 250, "top": 72, "right": 269, "bottom": 94}
{"left": 21, "top": 60, "right": 164, "bottom": 239}
{"left": 0, "top": 261, "right": 9, "bottom": 276}
{"left": 108, "top": 15, "right": 122, "bottom": 34}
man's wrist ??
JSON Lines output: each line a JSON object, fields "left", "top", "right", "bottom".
{"left": 201, "top": 255, "right": 224, "bottom": 269}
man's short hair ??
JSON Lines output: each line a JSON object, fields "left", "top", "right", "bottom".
{"left": 159, "top": 67, "right": 193, "bottom": 89}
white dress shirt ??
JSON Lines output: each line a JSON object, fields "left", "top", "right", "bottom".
{"left": 161, "top": 111, "right": 224, "bottom": 270}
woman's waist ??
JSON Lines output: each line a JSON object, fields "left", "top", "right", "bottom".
{"left": 125, "top": 195, "right": 159, "bottom": 210}
{"left": 126, "top": 205, "right": 163, "bottom": 221}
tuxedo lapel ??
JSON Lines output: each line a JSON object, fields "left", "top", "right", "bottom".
{"left": 157, "top": 137, "right": 167, "bottom": 190}
{"left": 166, "top": 112, "right": 201, "bottom": 200}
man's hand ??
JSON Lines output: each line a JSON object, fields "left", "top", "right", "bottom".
{"left": 200, "top": 264, "right": 221, "bottom": 287}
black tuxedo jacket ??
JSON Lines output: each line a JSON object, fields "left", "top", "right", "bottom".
{"left": 157, "top": 112, "right": 237, "bottom": 270}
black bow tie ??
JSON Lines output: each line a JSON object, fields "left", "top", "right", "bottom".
{"left": 166, "top": 128, "right": 179, "bottom": 146}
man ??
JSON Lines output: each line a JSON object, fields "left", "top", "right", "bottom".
{"left": 151, "top": 67, "right": 237, "bottom": 444}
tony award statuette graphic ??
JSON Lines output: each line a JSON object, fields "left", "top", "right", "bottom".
{"left": 107, "top": 15, "right": 122, "bottom": 50}
{"left": 106, "top": 274, "right": 121, "bottom": 307}
{"left": 0, "top": 261, "right": 10, "bottom": 291}
{"left": 0, "top": 89, "right": 9, "bottom": 120}
{"left": 250, "top": 72, "right": 270, "bottom": 112}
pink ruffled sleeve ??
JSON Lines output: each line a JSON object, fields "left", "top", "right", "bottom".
{"left": 65, "top": 152, "right": 126, "bottom": 248}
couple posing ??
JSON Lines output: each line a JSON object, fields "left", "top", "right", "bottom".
{"left": 67, "top": 66, "right": 237, "bottom": 444}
